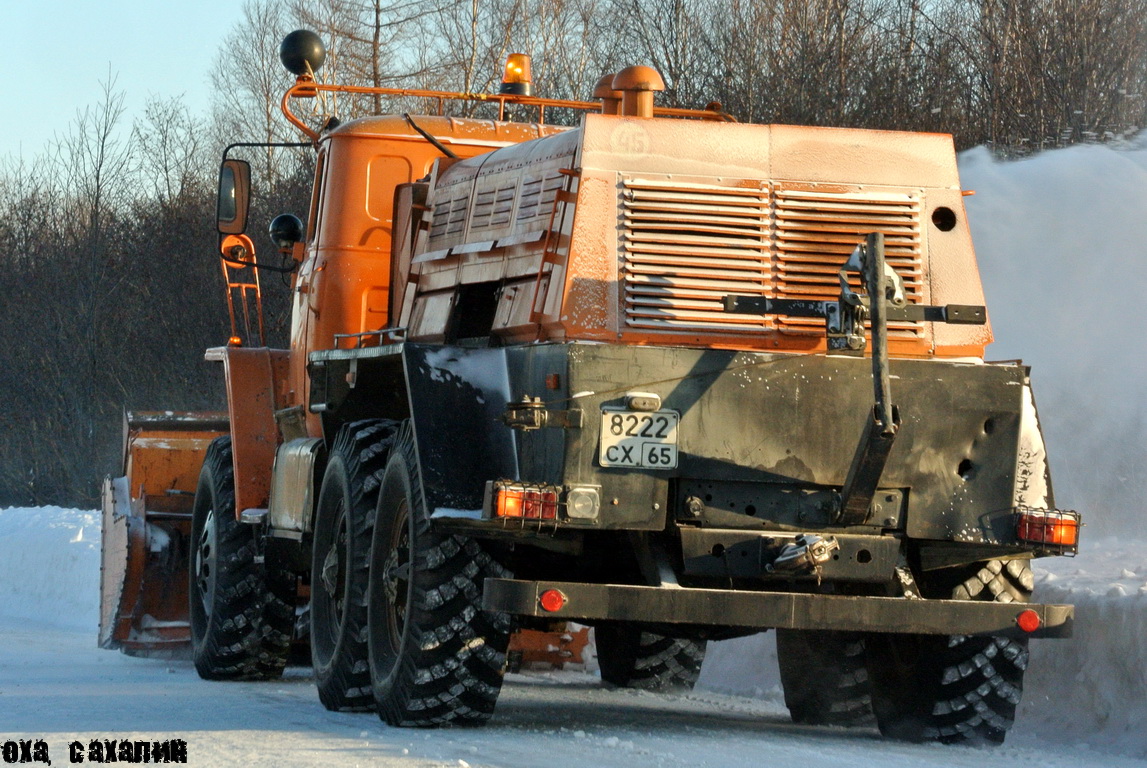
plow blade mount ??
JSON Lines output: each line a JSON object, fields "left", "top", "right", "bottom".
{"left": 99, "top": 412, "right": 228, "bottom": 655}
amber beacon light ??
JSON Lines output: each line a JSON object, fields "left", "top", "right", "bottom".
{"left": 500, "top": 53, "right": 533, "bottom": 96}
{"left": 1015, "top": 508, "right": 1080, "bottom": 551}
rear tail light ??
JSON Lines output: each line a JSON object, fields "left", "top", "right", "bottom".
{"left": 491, "top": 482, "right": 558, "bottom": 520}
{"left": 1016, "top": 608, "right": 1041, "bottom": 634}
{"left": 539, "top": 589, "right": 567, "bottom": 613}
{"left": 1015, "top": 508, "right": 1080, "bottom": 550}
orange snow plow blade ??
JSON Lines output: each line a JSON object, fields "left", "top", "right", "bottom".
{"left": 99, "top": 411, "right": 228, "bottom": 655}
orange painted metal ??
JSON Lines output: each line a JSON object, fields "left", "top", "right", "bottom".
{"left": 285, "top": 115, "right": 571, "bottom": 435}
{"left": 401, "top": 113, "right": 992, "bottom": 359}
{"left": 99, "top": 412, "right": 229, "bottom": 654}
{"left": 219, "top": 234, "right": 264, "bottom": 346}
{"left": 214, "top": 347, "right": 291, "bottom": 517}
{"left": 506, "top": 624, "right": 591, "bottom": 671}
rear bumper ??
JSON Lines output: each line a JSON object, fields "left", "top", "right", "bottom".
{"left": 483, "top": 578, "right": 1073, "bottom": 639}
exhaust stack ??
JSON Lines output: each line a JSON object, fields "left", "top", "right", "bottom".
{"left": 613, "top": 66, "right": 665, "bottom": 118}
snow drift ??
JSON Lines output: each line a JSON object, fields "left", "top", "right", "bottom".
{"left": 0, "top": 506, "right": 99, "bottom": 630}
{"left": 960, "top": 143, "right": 1147, "bottom": 538}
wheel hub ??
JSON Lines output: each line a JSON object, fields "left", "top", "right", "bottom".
{"left": 195, "top": 507, "right": 217, "bottom": 617}
{"left": 381, "top": 503, "right": 411, "bottom": 652}
{"left": 321, "top": 541, "right": 340, "bottom": 599}
{"left": 319, "top": 510, "right": 348, "bottom": 621}
{"left": 381, "top": 548, "right": 402, "bottom": 605}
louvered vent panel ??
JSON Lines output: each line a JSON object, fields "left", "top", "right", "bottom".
{"left": 774, "top": 189, "right": 923, "bottom": 337}
{"left": 517, "top": 173, "right": 566, "bottom": 225}
{"left": 621, "top": 180, "right": 773, "bottom": 331}
{"left": 470, "top": 183, "right": 517, "bottom": 233}
{"left": 427, "top": 194, "right": 469, "bottom": 248}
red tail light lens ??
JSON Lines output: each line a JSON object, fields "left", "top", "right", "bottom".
{"left": 1017, "top": 609, "right": 1041, "bottom": 633}
{"left": 539, "top": 589, "right": 566, "bottom": 613}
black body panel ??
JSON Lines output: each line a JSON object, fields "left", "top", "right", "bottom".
{"left": 312, "top": 341, "right": 1037, "bottom": 546}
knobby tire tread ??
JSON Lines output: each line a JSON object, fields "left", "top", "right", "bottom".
{"left": 596, "top": 625, "right": 707, "bottom": 692}
{"left": 776, "top": 629, "right": 874, "bottom": 727}
{"left": 312, "top": 419, "right": 399, "bottom": 711}
{"left": 369, "top": 423, "right": 512, "bottom": 727}
{"left": 867, "top": 559, "right": 1033, "bottom": 745}
{"left": 190, "top": 437, "right": 294, "bottom": 680}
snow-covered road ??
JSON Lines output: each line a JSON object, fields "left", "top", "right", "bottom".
{"left": 2, "top": 506, "right": 1147, "bottom": 767}
{"left": 2, "top": 617, "right": 1144, "bottom": 768}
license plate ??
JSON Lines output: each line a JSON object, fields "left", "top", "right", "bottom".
{"left": 599, "top": 409, "right": 679, "bottom": 469}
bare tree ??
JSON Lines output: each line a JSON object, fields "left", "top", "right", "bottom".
{"left": 211, "top": 0, "right": 296, "bottom": 185}
{"left": 966, "top": 0, "right": 1147, "bottom": 153}
{"left": 133, "top": 95, "right": 209, "bottom": 209}
{"left": 291, "top": 0, "right": 451, "bottom": 115}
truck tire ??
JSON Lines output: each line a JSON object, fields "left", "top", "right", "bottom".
{"left": 776, "top": 629, "right": 874, "bottom": 726}
{"left": 865, "top": 559, "right": 1033, "bottom": 744}
{"left": 189, "top": 437, "right": 294, "bottom": 680}
{"left": 595, "top": 625, "right": 706, "bottom": 692}
{"left": 311, "top": 420, "right": 399, "bottom": 711}
{"left": 366, "top": 423, "right": 513, "bottom": 726}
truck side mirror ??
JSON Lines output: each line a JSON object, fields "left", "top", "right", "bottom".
{"left": 217, "top": 159, "right": 251, "bottom": 235}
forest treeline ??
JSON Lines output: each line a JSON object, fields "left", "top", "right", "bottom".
{"left": 3, "top": 0, "right": 1146, "bottom": 507}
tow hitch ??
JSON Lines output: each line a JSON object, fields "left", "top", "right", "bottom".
{"left": 724, "top": 232, "right": 987, "bottom": 525}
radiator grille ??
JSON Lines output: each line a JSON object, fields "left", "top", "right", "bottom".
{"left": 619, "top": 179, "right": 924, "bottom": 337}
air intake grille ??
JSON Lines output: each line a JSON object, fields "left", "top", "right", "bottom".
{"left": 619, "top": 179, "right": 923, "bottom": 337}
{"left": 774, "top": 189, "right": 922, "bottom": 336}
{"left": 621, "top": 180, "right": 774, "bottom": 331}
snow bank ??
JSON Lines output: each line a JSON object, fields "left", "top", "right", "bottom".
{"left": 0, "top": 506, "right": 99, "bottom": 630}
{"left": 960, "top": 142, "right": 1147, "bottom": 537}
{"left": 1019, "top": 542, "right": 1147, "bottom": 755}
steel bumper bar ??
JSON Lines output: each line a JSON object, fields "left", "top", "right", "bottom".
{"left": 483, "top": 579, "right": 1073, "bottom": 639}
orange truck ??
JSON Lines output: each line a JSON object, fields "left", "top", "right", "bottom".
{"left": 101, "top": 30, "right": 1079, "bottom": 743}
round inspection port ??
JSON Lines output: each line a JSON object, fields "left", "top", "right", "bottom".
{"left": 856, "top": 549, "right": 872, "bottom": 564}
{"left": 932, "top": 206, "right": 958, "bottom": 231}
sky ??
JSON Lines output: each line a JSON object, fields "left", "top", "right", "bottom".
{"left": 7, "top": 0, "right": 248, "bottom": 161}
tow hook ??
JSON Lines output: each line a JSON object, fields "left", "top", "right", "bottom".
{"left": 768, "top": 534, "right": 841, "bottom": 581}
